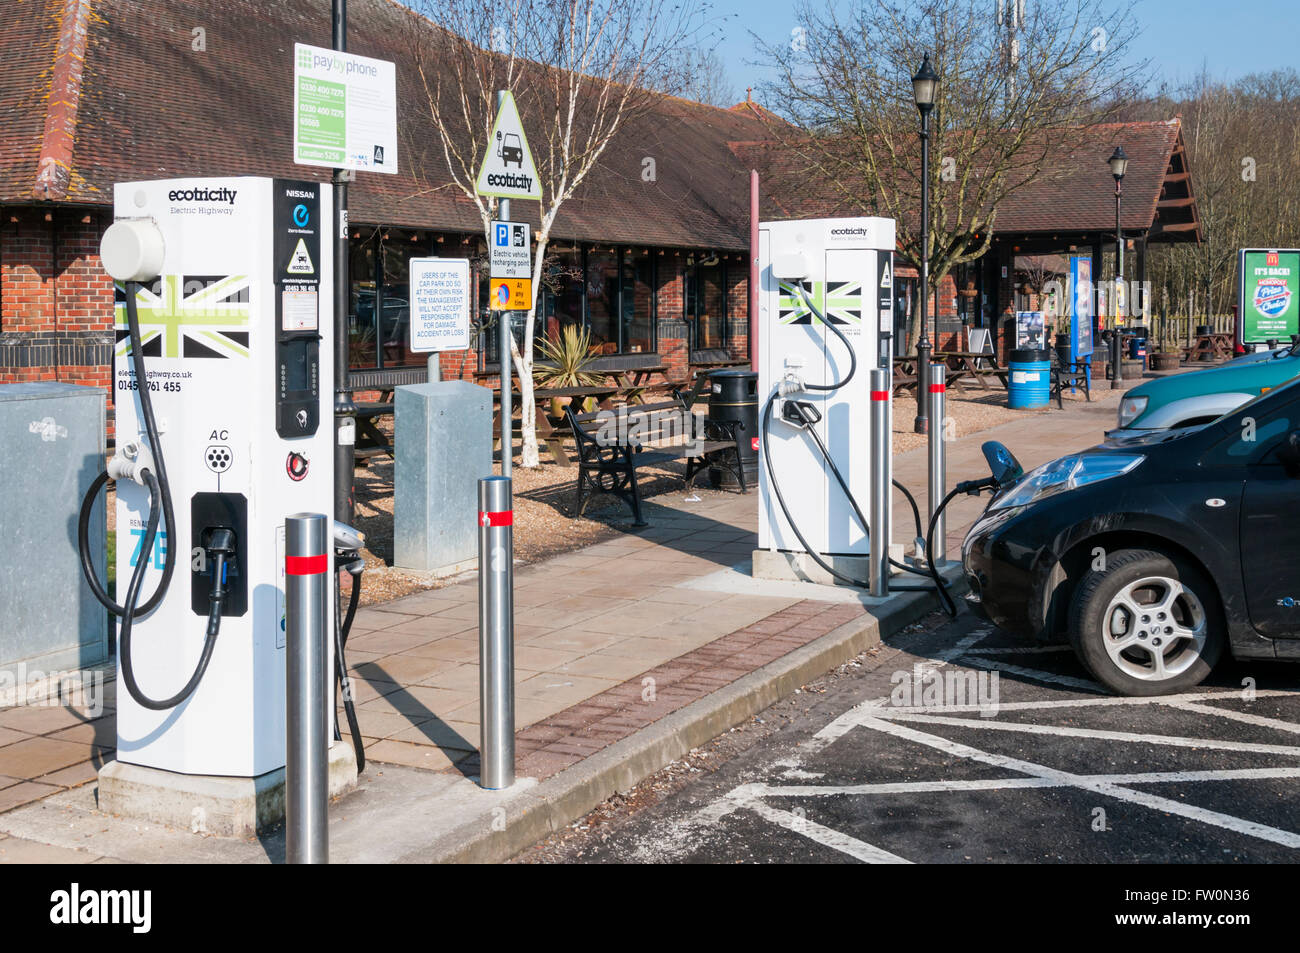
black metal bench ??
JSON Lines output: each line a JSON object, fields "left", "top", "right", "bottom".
{"left": 563, "top": 399, "right": 746, "bottom": 527}
{"left": 1050, "top": 351, "right": 1092, "bottom": 408}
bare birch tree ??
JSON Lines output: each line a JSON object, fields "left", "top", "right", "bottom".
{"left": 754, "top": 0, "right": 1147, "bottom": 353}
{"left": 404, "top": 0, "right": 709, "bottom": 467}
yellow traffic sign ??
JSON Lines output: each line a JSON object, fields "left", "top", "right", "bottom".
{"left": 489, "top": 277, "right": 532, "bottom": 311}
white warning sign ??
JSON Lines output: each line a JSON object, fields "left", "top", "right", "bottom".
{"left": 288, "top": 238, "right": 315, "bottom": 274}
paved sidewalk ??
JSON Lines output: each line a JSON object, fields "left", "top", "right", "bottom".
{"left": 0, "top": 390, "right": 1122, "bottom": 863}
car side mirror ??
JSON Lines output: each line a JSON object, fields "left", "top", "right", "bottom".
{"left": 1278, "top": 429, "right": 1300, "bottom": 477}
{"left": 982, "top": 440, "right": 1025, "bottom": 487}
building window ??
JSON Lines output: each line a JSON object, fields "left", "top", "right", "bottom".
{"left": 348, "top": 235, "right": 378, "bottom": 370}
{"left": 686, "top": 255, "right": 726, "bottom": 352}
{"left": 623, "top": 250, "right": 656, "bottom": 353}
{"left": 585, "top": 249, "right": 620, "bottom": 353}
{"left": 537, "top": 244, "right": 583, "bottom": 349}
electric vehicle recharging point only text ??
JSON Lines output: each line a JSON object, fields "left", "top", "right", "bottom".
{"left": 80, "top": 178, "right": 357, "bottom": 827}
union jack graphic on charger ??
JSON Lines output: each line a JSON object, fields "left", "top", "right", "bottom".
{"left": 114, "top": 275, "right": 250, "bottom": 359}
{"left": 777, "top": 279, "right": 863, "bottom": 325}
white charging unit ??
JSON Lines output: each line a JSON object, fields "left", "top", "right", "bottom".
{"left": 757, "top": 217, "right": 895, "bottom": 559}
{"left": 106, "top": 176, "right": 335, "bottom": 777}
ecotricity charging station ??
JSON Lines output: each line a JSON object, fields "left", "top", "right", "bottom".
{"left": 755, "top": 217, "right": 898, "bottom": 582}
{"left": 80, "top": 176, "right": 345, "bottom": 790}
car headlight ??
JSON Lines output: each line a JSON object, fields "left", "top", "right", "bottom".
{"left": 990, "top": 453, "right": 1144, "bottom": 511}
{"left": 1117, "top": 394, "right": 1149, "bottom": 428}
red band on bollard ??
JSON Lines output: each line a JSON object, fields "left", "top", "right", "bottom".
{"left": 870, "top": 390, "right": 890, "bottom": 401}
{"left": 479, "top": 510, "right": 513, "bottom": 527}
{"left": 930, "top": 383, "right": 946, "bottom": 393}
{"left": 286, "top": 554, "right": 328, "bottom": 576}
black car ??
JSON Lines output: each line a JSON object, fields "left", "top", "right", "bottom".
{"left": 963, "top": 376, "right": 1300, "bottom": 695}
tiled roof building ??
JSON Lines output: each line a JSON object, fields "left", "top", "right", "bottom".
{"left": 1, "top": 0, "right": 1200, "bottom": 390}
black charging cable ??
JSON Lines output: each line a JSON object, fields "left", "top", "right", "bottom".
{"left": 77, "top": 280, "right": 222, "bottom": 711}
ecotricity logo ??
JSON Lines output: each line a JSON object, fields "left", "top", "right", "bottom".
{"left": 168, "top": 186, "right": 238, "bottom": 205}
{"left": 829, "top": 227, "right": 869, "bottom": 238}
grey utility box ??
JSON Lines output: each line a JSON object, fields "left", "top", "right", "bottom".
{"left": 393, "top": 381, "right": 493, "bottom": 573}
{"left": 0, "top": 383, "right": 107, "bottom": 679}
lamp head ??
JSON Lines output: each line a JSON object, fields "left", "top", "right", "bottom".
{"left": 912, "top": 53, "right": 938, "bottom": 112}
{"left": 1107, "top": 145, "right": 1129, "bottom": 181}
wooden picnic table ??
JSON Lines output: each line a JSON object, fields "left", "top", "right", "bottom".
{"left": 354, "top": 401, "right": 394, "bottom": 464}
{"left": 589, "top": 363, "right": 670, "bottom": 405}
{"left": 892, "top": 352, "right": 1008, "bottom": 395}
{"left": 937, "top": 351, "right": 1009, "bottom": 390}
{"left": 1182, "top": 333, "right": 1234, "bottom": 363}
{"left": 493, "top": 384, "right": 620, "bottom": 466}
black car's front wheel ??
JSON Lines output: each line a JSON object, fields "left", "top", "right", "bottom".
{"left": 1067, "top": 548, "right": 1224, "bottom": 696}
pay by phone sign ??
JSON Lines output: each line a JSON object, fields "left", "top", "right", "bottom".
{"left": 409, "top": 258, "right": 470, "bottom": 352}
{"left": 293, "top": 43, "right": 397, "bottom": 174}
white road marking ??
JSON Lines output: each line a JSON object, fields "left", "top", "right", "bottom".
{"left": 1164, "top": 700, "right": 1300, "bottom": 736}
{"left": 740, "top": 798, "right": 912, "bottom": 864}
{"left": 792, "top": 627, "right": 996, "bottom": 759}
{"left": 859, "top": 716, "right": 1300, "bottom": 849}
{"left": 876, "top": 687, "right": 1297, "bottom": 717}
{"left": 960, "top": 645, "right": 1075, "bottom": 655}
{"left": 683, "top": 625, "right": 1300, "bottom": 860}
{"left": 959, "top": 655, "right": 1106, "bottom": 693}
{"left": 741, "top": 766, "right": 1300, "bottom": 799}
{"left": 873, "top": 710, "right": 1300, "bottom": 757}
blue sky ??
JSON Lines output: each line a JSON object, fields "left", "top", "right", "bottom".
{"left": 713, "top": 0, "right": 1299, "bottom": 102}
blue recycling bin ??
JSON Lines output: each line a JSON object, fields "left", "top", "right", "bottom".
{"left": 1008, "top": 348, "right": 1050, "bottom": 409}
{"left": 1129, "top": 334, "right": 1148, "bottom": 367}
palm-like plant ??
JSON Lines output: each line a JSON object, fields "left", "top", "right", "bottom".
{"left": 535, "top": 324, "right": 603, "bottom": 416}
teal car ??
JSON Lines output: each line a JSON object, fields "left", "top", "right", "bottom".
{"left": 1109, "top": 342, "right": 1300, "bottom": 435}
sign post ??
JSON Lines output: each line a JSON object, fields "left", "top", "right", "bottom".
{"left": 476, "top": 90, "right": 540, "bottom": 479}
{"left": 1238, "top": 248, "right": 1300, "bottom": 348}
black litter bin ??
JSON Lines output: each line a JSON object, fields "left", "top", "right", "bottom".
{"left": 705, "top": 369, "right": 758, "bottom": 488}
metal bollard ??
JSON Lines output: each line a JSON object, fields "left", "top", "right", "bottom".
{"left": 927, "top": 364, "right": 947, "bottom": 565}
{"left": 868, "top": 369, "right": 891, "bottom": 597}
{"left": 478, "top": 476, "right": 515, "bottom": 789}
{"left": 285, "top": 512, "right": 329, "bottom": 864}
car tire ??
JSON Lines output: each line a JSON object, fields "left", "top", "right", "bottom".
{"left": 1067, "top": 548, "right": 1224, "bottom": 696}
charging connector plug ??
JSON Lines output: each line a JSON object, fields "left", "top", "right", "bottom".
{"left": 201, "top": 527, "right": 237, "bottom": 637}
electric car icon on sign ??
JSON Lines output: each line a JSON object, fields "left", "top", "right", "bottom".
{"left": 962, "top": 376, "right": 1300, "bottom": 695}
{"left": 498, "top": 132, "right": 524, "bottom": 168}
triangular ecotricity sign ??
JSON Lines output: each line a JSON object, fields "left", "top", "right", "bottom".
{"left": 475, "top": 90, "right": 541, "bottom": 201}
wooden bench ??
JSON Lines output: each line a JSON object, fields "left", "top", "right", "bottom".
{"left": 563, "top": 401, "right": 746, "bottom": 527}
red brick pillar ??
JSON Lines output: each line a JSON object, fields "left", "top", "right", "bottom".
{"left": 656, "top": 255, "right": 688, "bottom": 381}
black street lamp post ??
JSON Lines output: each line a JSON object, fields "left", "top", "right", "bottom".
{"left": 912, "top": 54, "right": 938, "bottom": 434}
{"left": 1108, "top": 145, "right": 1128, "bottom": 390}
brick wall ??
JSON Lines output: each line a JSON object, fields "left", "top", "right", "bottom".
{"left": 725, "top": 261, "right": 750, "bottom": 363}
{"left": 0, "top": 209, "right": 114, "bottom": 395}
